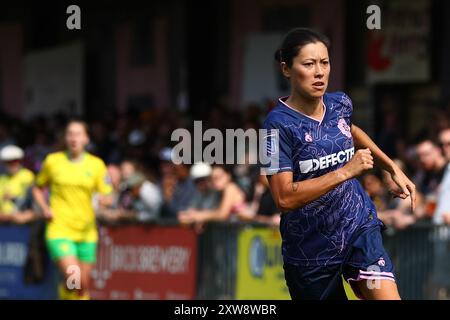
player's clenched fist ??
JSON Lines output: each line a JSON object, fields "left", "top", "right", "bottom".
{"left": 342, "top": 148, "right": 374, "bottom": 178}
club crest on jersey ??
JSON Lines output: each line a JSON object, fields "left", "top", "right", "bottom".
{"left": 377, "top": 257, "right": 386, "bottom": 267}
{"left": 305, "top": 132, "right": 313, "bottom": 142}
{"left": 338, "top": 118, "right": 352, "bottom": 138}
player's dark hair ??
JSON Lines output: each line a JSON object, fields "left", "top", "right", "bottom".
{"left": 274, "top": 28, "right": 331, "bottom": 67}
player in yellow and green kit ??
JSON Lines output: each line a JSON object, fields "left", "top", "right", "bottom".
{"left": 32, "top": 120, "right": 112, "bottom": 300}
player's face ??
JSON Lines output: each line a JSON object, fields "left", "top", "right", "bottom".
{"left": 65, "top": 123, "right": 89, "bottom": 155}
{"left": 282, "top": 42, "right": 330, "bottom": 99}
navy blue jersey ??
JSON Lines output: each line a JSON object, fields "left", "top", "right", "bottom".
{"left": 262, "top": 92, "right": 382, "bottom": 267}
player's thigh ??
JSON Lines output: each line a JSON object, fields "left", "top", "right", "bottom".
{"left": 352, "top": 279, "right": 401, "bottom": 300}
{"left": 344, "top": 223, "right": 399, "bottom": 300}
{"left": 79, "top": 262, "right": 93, "bottom": 289}
{"left": 76, "top": 241, "right": 97, "bottom": 265}
{"left": 284, "top": 263, "right": 347, "bottom": 300}
{"left": 46, "top": 238, "right": 80, "bottom": 275}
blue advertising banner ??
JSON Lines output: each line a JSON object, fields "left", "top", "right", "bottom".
{"left": 0, "top": 225, "right": 57, "bottom": 299}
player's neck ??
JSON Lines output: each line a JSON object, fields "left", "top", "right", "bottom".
{"left": 286, "top": 93, "right": 323, "bottom": 119}
{"left": 67, "top": 150, "right": 85, "bottom": 162}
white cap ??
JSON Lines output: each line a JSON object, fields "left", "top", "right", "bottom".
{"left": 190, "top": 162, "right": 212, "bottom": 179}
{"left": 0, "top": 145, "right": 24, "bottom": 161}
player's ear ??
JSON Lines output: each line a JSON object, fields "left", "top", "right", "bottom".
{"left": 281, "top": 62, "right": 290, "bottom": 78}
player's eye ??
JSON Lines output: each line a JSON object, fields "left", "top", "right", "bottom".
{"left": 304, "top": 62, "right": 314, "bottom": 67}
{"left": 322, "top": 60, "right": 329, "bottom": 66}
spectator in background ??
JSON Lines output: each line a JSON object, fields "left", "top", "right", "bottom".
{"left": 0, "top": 122, "right": 16, "bottom": 174}
{"left": 414, "top": 139, "right": 447, "bottom": 219}
{"left": 434, "top": 129, "right": 450, "bottom": 225}
{"left": 87, "top": 121, "right": 116, "bottom": 163}
{"left": 179, "top": 165, "right": 246, "bottom": 224}
{"left": 381, "top": 160, "right": 426, "bottom": 225}
{"left": 159, "top": 148, "right": 196, "bottom": 219}
{"left": 120, "top": 159, "right": 139, "bottom": 182}
{"left": 184, "top": 162, "right": 220, "bottom": 211}
{"left": 107, "top": 164, "right": 122, "bottom": 193}
{"left": 119, "top": 172, "right": 162, "bottom": 222}
{"left": 23, "top": 131, "right": 52, "bottom": 173}
{"left": 233, "top": 149, "right": 261, "bottom": 201}
{"left": 95, "top": 164, "right": 122, "bottom": 222}
{"left": 158, "top": 147, "right": 175, "bottom": 178}
{"left": 429, "top": 127, "right": 450, "bottom": 298}
{"left": 0, "top": 145, "right": 37, "bottom": 224}
{"left": 362, "top": 165, "right": 424, "bottom": 230}
{"left": 376, "top": 97, "right": 404, "bottom": 159}
{"left": 238, "top": 174, "right": 280, "bottom": 227}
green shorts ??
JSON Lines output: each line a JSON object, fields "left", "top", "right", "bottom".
{"left": 46, "top": 238, "right": 97, "bottom": 264}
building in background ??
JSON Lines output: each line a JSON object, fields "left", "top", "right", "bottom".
{"left": 0, "top": 0, "right": 447, "bottom": 147}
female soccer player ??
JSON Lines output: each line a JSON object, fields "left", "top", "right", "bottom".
{"left": 263, "top": 28, "right": 416, "bottom": 300}
{"left": 32, "top": 120, "right": 112, "bottom": 300}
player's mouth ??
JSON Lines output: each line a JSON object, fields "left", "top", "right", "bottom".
{"left": 312, "top": 81, "right": 325, "bottom": 90}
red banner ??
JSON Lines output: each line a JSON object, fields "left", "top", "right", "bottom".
{"left": 90, "top": 225, "right": 198, "bottom": 300}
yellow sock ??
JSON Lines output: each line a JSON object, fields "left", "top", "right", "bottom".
{"left": 58, "top": 283, "right": 82, "bottom": 300}
{"left": 78, "top": 293, "right": 91, "bottom": 300}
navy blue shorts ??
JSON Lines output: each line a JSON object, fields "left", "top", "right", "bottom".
{"left": 283, "top": 224, "right": 396, "bottom": 300}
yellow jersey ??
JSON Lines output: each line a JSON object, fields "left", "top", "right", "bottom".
{"left": 36, "top": 151, "right": 112, "bottom": 242}
{"left": 0, "top": 167, "right": 35, "bottom": 215}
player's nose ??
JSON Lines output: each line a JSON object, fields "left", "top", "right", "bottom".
{"left": 314, "top": 65, "right": 324, "bottom": 77}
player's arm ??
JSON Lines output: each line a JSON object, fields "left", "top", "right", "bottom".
{"left": 96, "top": 161, "right": 114, "bottom": 208}
{"left": 351, "top": 124, "right": 416, "bottom": 211}
{"left": 268, "top": 148, "right": 374, "bottom": 212}
{"left": 32, "top": 185, "right": 52, "bottom": 219}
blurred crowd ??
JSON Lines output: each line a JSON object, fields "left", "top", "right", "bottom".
{"left": 0, "top": 102, "right": 450, "bottom": 231}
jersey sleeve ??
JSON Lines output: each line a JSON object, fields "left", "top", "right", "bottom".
{"left": 35, "top": 156, "right": 51, "bottom": 187}
{"left": 261, "top": 118, "right": 294, "bottom": 175}
{"left": 95, "top": 160, "right": 113, "bottom": 195}
{"left": 340, "top": 92, "right": 354, "bottom": 126}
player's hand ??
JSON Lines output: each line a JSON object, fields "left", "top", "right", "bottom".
{"left": 42, "top": 207, "right": 53, "bottom": 220}
{"left": 388, "top": 165, "right": 416, "bottom": 212}
{"left": 342, "top": 148, "right": 374, "bottom": 178}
